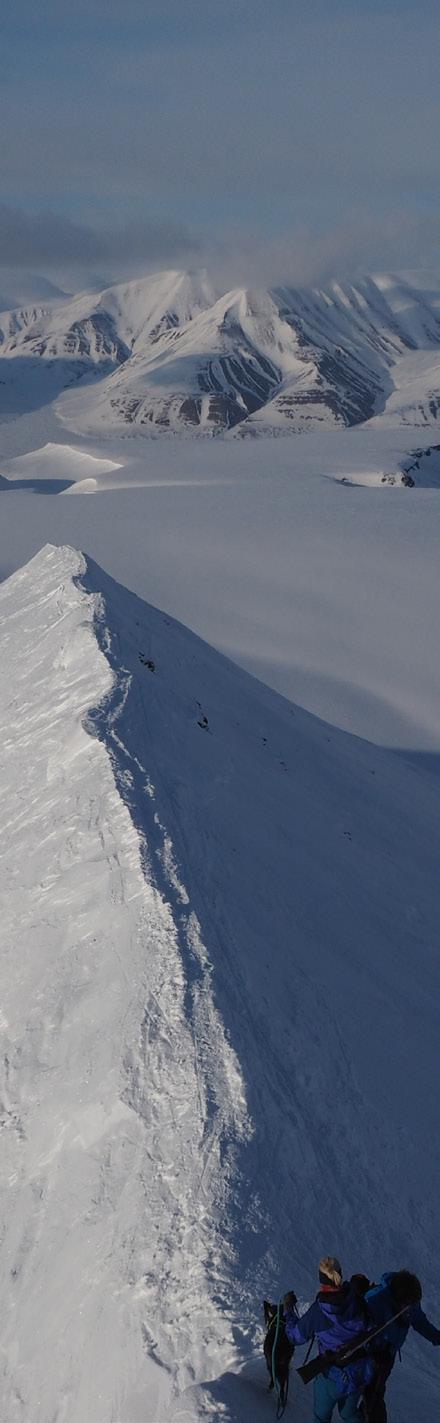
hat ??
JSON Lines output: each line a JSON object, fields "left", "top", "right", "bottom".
{"left": 319, "top": 1256, "right": 343, "bottom": 1288}
{"left": 391, "top": 1271, "right": 422, "bottom": 1307}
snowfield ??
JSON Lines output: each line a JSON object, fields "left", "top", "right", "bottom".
{"left": 0, "top": 426, "right": 439, "bottom": 751}
{"left": 1, "top": 544, "right": 440, "bottom": 1423}
{"left": 1, "top": 265, "right": 440, "bottom": 1423}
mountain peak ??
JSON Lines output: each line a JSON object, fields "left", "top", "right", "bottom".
{"left": 2, "top": 267, "right": 440, "bottom": 435}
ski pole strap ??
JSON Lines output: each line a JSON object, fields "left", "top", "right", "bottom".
{"left": 271, "top": 1300, "right": 282, "bottom": 1396}
{"left": 303, "top": 1332, "right": 315, "bottom": 1365}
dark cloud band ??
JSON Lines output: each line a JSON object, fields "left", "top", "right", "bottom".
{"left": 0, "top": 206, "right": 201, "bottom": 272}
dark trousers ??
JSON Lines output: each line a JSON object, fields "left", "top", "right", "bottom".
{"left": 362, "top": 1353, "right": 395, "bottom": 1423}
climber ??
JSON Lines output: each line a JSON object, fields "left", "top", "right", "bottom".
{"left": 284, "top": 1256, "right": 375, "bottom": 1421}
{"left": 363, "top": 1270, "right": 440, "bottom": 1422}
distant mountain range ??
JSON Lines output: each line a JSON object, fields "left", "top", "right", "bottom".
{"left": 1, "top": 268, "right": 440, "bottom": 435}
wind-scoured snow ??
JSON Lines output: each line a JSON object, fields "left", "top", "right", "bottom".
{"left": 0, "top": 546, "right": 249, "bottom": 1422}
{"left": 1, "top": 544, "right": 440, "bottom": 1423}
{"left": 2, "top": 268, "right": 440, "bottom": 435}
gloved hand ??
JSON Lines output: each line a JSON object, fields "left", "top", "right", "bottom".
{"left": 283, "top": 1290, "right": 297, "bottom": 1312}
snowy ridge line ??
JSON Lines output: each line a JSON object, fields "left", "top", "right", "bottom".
{"left": 0, "top": 543, "right": 248, "bottom": 1420}
{"left": 79, "top": 561, "right": 250, "bottom": 1153}
{"left": 74, "top": 556, "right": 252, "bottom": 1381}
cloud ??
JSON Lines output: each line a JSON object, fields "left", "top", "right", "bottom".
{"left": 2, "top": 2, "right": 439, "bottom": 221}
{"left": 0, "top": 206, "right": 202, "bottom": 276}
{"left": 210, "top": 210, "right": 440, "bottom": 291}
{"left": 1, "top": 200, "right": 440, "bottom": 299}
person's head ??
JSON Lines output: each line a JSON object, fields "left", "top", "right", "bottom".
{"left": 319, "top": 1256, "right": 343, "bottom": 1289}
{"left": 390, "top": 1271, "right": 422, "bottom": 1308}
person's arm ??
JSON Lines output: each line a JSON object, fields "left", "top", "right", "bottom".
{"left": 411, "top": 1305, "right": 440, "bottom": 1345}
{"left": 284, "top": 1299, "right": 319, "bottom": 1347}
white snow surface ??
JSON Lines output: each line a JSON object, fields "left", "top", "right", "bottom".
{"left": 1, "top": 275, "right": 440, "bottom": 1421}
{"left": 1, "top": 543, "right": 440, "bottom": 1423}
{"left": 0, "top": 424, "right": 439, "bottom": 751}
{"left": 0, "top": 546, "right": 248, "bottom": 1422}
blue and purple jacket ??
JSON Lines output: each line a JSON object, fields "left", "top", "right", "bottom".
{"left": 285, "top": 1281, "right": 375, "bottom": 1397}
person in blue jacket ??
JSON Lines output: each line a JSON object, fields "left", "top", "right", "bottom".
{"left": 363, "top": 1270, "right": 440, "bottom": 1422}
{"left": 284, "top": 1256, "right": 375, "bottom": 1422}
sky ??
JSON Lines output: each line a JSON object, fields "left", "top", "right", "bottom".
{"left": 0, "top": 0, "right": 439, "bottom": 293}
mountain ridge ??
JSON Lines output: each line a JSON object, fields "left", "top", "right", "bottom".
{"left": 1, "top": 268, "right": 440, "bottom": 434}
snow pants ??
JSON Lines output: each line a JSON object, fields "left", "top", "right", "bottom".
{"left": 362, "top": 1351, "right": 395, "bottom": 1423}
{"left": 314, "top": 1375, "right": 364, "bottom": 1422}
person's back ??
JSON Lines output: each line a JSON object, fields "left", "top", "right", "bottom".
{"left": 363, "top": 1270, "right": 440, "bottom": 1423}
{"left": 284, "top": 1256, "right": 374, "bottom": 1422}
{"left": 366, "top": 1270, "right": 439, "bottom": 1351}
{"left": 309, "top": 1282, "right": 368, "bottom": 1360}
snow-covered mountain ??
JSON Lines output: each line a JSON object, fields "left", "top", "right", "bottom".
{"left": 1, "top": 543, "right": 440, "bottom": 1422}
{"left": 0, "top": 269, "right": 214, "bottom": 364}
{"left": 2, "top": 268, "right": 440, "bottom": 434}
{"left": 0, "top": 269, "right": 70, "bottom": 312}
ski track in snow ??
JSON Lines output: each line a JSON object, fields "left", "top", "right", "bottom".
{"left": 0, "top": 547, "right": 249, "bottom": 1422}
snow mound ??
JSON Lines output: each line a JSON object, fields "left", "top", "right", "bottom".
{"left": 61, "top": 476, "right": 99, "bottom": 494}
{"left": 0, "top": 441, "right": 122, "bottom": 486}
{"left": 1, "top": 545, "right": 440, "bottom": 1421}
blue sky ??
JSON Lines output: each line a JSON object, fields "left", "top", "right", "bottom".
{"left": 0, "top": 0, "right": 439, "bottom": 287}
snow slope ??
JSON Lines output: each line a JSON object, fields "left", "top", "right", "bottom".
{"left": 0, "top": 546, "right": 248, "bottom": 1423}
{"left": 1, "top": 544, "right": 440, "bottom": 1423}
{"left": 2, "top": 268, "right": 440, "bottom": 435}
{"left": 1, "top": 425, "right": 439, "bottom": 751}
{"left": 0, "top": 272, "right": 214, "bottom": 421}
{"left": 367, "top": 349, "right": 440, "bottom": 427}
